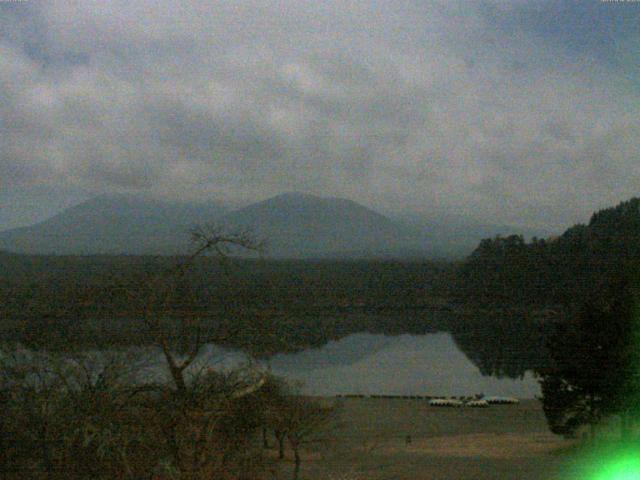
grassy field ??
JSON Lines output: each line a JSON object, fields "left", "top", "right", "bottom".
{"left": 278, "top": 398, "right": 577, "bottom": 480}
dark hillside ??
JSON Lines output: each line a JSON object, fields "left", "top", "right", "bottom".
{"left": 455, "top": 197, "right": 640, "bottom": 307}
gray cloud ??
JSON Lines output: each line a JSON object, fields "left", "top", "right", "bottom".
{"left": 1, "top": 0, "right": 639, "bottom": 231}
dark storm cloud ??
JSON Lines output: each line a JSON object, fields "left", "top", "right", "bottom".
{"left": 483, "top": 0, "right": 640, "bottom": 66}
{"left": 1, "top": 0, "right": 639, "bottom": 230}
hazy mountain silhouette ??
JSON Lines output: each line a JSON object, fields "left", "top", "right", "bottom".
{"left": 0, "top": 194, "right": 227, "bottom": 255}
{"left": 0, "top": 191, "right": 543, "bottom": 258}
{"left": 217, "top": 192, "right": 430, "bottom": 258}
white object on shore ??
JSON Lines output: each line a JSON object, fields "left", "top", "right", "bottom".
{"left": 429, "top": 398, "right": 463, "bottom": 407}
{"left": 484, "top": 396, "right": 519, "bottom": 405}
{"left": 465, "top": 399, "right": 489, "bottom": 407}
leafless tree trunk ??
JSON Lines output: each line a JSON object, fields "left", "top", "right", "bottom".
{"left": 292, "top": 443, "right": 301, "bottom": 480}
{"left": 275, "top": 430, "right": 286, "bottom": 460}
{"left": 134, "top": 225, "right": 264, "bottom": 395}
{"left": 129, "top": 225, "right": 265, "bottom": 478}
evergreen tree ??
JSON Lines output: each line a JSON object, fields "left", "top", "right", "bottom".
{"left": 537, "top": 279, "right": 640, "bottom": 439}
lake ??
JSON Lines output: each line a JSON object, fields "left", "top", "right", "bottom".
{"left": 266, "top": 333, "right": 540, "bottom": 398}
{"left": 190, "top": 332, "right": 540, "bottom": 398}
{"left": 15, "top": 332, "right": 539, "bottom": 398}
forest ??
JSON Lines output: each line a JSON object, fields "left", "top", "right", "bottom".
{"left": 456, "top": 197, "right": 640, "bottom": 308}
{"left": 456, "top": 198, "right": 640, "bottom": 438}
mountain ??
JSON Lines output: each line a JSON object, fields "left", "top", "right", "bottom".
{"left": 0, "top": 195, "right": 227, "bottom": 255}
{"left": 218, "top": 192, "right": 430, "bottom": 258}
{"left": 0, "top": 191, "right": 541, "bottom": 258}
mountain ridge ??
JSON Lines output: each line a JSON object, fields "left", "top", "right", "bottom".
{"left": 0, "top": 192, "right": 542, "bottom": 258}
{"left": 0, "top": 194, "right": 228, "bottom": 255}
{"left": 217, "top": 192, "right": 428, "bottom": 258}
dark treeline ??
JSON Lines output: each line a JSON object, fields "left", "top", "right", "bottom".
{"left": 0, "top": 255, "right": 453, "bottom": 356}
{"left": 455, "top": 197, "right": 640, "bottom": 308}
{"left": 453, "top": 197, "right": 640, "bottom": 438}
{"left": 537, "top": 279, "right": 640, "bottom": 439}
{"left": 0, "top": 253, "right": 546, "bottom": 380}
{"left": 447, "top": 198, "right": 640, "bottom": 379}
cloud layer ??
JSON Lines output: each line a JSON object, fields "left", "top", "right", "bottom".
{"left": 1, "top": 0, "right": 639, "bottom": 230}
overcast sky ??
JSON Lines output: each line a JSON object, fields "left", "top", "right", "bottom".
{"left": 1, "top": 0, "right": 638, "bottom": 231}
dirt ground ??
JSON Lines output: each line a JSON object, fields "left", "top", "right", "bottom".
{"left": 281, "top": 398, "right": 578, "bottom": 480}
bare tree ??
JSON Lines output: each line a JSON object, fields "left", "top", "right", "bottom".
{"left": 124, "top": 224, "right": 268, "bottom": 479}
{"left": 262, "top": 387, "right": 339, "bottom": 480}
{"left": 0, "top": 346, "right": 160, "bottom": 480}
{"left": 130, "top": 224, "right": 265, "bottom": 394}
{"left": 286, "top": 397, "right": 338, "bottom": 480}
{"left": 0, "top": 225, "right": 274, "bottom": 480}
{"left": 0, "top": 347, "right": 68, "bottom": 479}
{"left": 261, "top": 374, "right": 294, "bottom": 460}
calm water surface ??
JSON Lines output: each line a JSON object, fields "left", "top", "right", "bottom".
{"left": 265, "top": 333, "right": 539, "bottom": 398}
{"left": 45, "top": 332, "right": 538, "bottom": 398}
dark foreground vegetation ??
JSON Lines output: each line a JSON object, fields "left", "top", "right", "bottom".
{"left": 0, "top": 229, "right": 341, "bottom": 479}
{"left": 2, "top": 197, "right": 640, "bottom": 478}
{"left": 0, "top": 348, "right": 337, "bottom": 479}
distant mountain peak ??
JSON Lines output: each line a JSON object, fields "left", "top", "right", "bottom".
{"left": 259, "top": 192, "right": 364, "bottom": 209}
{"left": 272, "top": 191, "right": 320, "bottom": 200}
{"left": 263, "top": 192, "right": 332, "bottom": 205}
{"left": 1, "top": 190, "right": 524, "bottom": 259}
{"left": 216, "top": 193, "right": 428, "bottom": 259}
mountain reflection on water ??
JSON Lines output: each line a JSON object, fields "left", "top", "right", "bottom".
{"left": 265, "top": 333, "right": 540, "bottom": 398}
{"left": 10, "top": 332, "right": 540, "bottom": 399}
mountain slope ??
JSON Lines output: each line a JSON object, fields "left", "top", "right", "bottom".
{"left": 0, "top": 195, "right": 227, "bottom": 255}
{"left": 219, "top": 192, "right": 430, "bottom": 258}
{"left": 2, "top": 191, "right": 527, "bottom": 258}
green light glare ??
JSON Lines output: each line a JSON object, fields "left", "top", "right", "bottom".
{"left": 592, "top": 454, "right": 640, "bottom": 480}
{"left": 562, "top": 444, "right": 640, "bottom": 480}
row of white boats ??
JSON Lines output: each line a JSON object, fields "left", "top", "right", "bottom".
{"left": 336, "top": 394, "right": 520, "bottom": 407}
{"left": 428, "top": 396, "right": 519, "bottom": 407}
